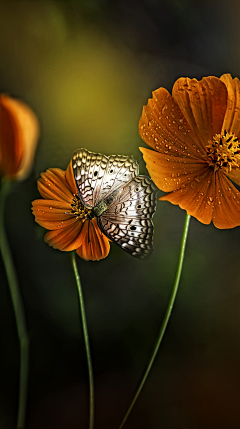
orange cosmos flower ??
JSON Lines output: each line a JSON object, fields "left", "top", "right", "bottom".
{"left": 0, "top": 94, "right": 39, "bottom": 181}
{"left": 139, "top": 73, "right": 240, "bottom": 229}
{"left": 32, "top": 161, "right": 110, "bottom": 261}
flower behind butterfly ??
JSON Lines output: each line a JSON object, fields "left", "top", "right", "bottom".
{"left": 32, "top": 161, "right": 110, "bottom": 261}
{"left": 139, "top": 73, "right": 240, "bottom": 228}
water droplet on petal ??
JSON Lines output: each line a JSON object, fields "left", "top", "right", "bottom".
{"left": 162, "top": 104, "right": 168, "bottom": 113}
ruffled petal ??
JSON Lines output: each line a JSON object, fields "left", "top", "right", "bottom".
{"left": 159, "top": 168, "right": 216, "bottom": 224}
{"left": 139, "top": 87, "right": 207, "bottom": 159}
{"left": 37, "top": 168, "right": 73, "bottom": 202}
{"left": 32, "top": 199, "right": 76, "bottom": 230}
{"left": 220, "top": 74, "right": 240, "bottom": 136}
{"left": 65, "top": 160, "right": 78, "bottom": 194}
{"left": 76, "top": 218, "right": 110, "bottom": 261}
{"left": 44, "top": 220, "right": 85, "bottom": 251}
{"left": 140, "top": 147, "right": 208, "bottom": 192}
{"left": 172, "top": 76, "right": 228, "bottom": 147}
{"left": 212, "top": 172, "right": 240, "bottom": 228}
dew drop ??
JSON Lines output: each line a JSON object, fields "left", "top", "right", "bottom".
{"left": 162, "top": 104, "right": 168, "bottom": 113}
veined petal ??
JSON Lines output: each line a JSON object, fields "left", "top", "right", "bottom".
{"left": 225, "top": 169, "right": 240, "bottom": 187}
{"left": 139, "top": 87, "right": 206, "bottom": 159}
{"left": 37, "top": 168, "right": 73, "bottom": 202}
{"left": 220, "top": 74, "right": 240, "bottom": 136}
{"left": 212, "top": 172, "right": 240, "bottom": 228}
{"left": 140, "top": 147, "right": 208, "bottom": 192}
{"left": 76, "top": 218, "right": 110, "bottom": 261}
{"left": 172, "top": 76, "right": 228, "bottom": 147}
{"left": 32, "top": 199, "right": 76, "bottom": 230}
{"left": 44, "top": 220, "right": 85, "bottom": 251}
{"left": 159, "top": 168, "right": 216, "bottom": 224}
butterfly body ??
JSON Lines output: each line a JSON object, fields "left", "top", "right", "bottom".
{"left": 72, "top": 148, "right": 158, "bottom": 259}
{"left": 87, "top": 187, "right": 123, "bottom": 219}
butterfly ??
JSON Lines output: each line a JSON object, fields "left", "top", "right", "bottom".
{"left": 72, "top": 148, "right": 158, "bottom": 259}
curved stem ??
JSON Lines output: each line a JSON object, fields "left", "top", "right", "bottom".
{"left": 0, "top": 180, "right": 29, "bottom": 429}
{"left": 71, "top": 252, "right": 94, "bottom": 429}
{"left": 118, "top": 212, "right": 191, "bottom": 429}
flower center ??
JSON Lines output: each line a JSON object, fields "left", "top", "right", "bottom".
{"left": 206, "top": 130, "right": 240, "bottom": 173}
{"left": 71, "top": 194, "right": 91, "bottom": 220}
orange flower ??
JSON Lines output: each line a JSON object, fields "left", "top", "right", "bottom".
{"left": 0, "top": 94, "right": 39, "bottom": 181}
{"left": 139, "top": 74, "right": 240, "bottom": 229}
{"left": 32, "top": 162, "right": 110, "bottom": 261}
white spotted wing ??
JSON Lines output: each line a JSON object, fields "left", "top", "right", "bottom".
{"left": 72, "top": 148, "right": 138, "bottom": 208}
{"left": 72, "top": 148, "right": 158, "bottom": 259}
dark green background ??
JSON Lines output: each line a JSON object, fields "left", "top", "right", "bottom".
{"left": 1, "top": 1, "right": 240, "bottom": 428}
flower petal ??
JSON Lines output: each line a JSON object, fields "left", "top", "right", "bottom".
{"left": 76, "top": 218, "right": 110, "bottom": 261}
{"left": 0, "top": 95, "right": 24, "bottom": 177}
{"left": 65, "top": 161, "right": 78, "bottom": 194}
{"left": 220, "top": 74, "right": 240, "bottom": 136}
{"left": 225, "top": 169, "right": 240, "bottom": 187}
{"left": 159, "top": 168, "right": 216, "bottom": 224}
{"left": 212, "top": 172, "right": 240, "bottom": 228}
{"left": 32, "top": 199, "right": 76, "bottom": 230}
{"left": 172, "top": 76, "right": 228, "bottom": 147}
{"left": 139, "top": 87, "right": 206, "bottom": 159}
{"left": 44, "top": 220, "right": 85, "bottom": 251}
{"left": 37, "top": 168, "right": 74, "bottom": 202}
{"left": 140, "top": 147, "right": 208, "bottom": 192}
{"left": 0, "top": 95, "right": 39, "bottom": 180}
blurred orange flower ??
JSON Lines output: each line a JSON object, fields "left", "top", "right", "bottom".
{"left": 0, "top": 94, "right": 39, "bottom": 181}
{"left": 139, "top": 74, "right": 240, "bottom": 229}
{"left": 32, "top": 162, "right": 110, "bottom": 261}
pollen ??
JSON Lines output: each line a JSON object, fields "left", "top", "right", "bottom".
{"left": 206, "top": 130, "right": 240, "bottom": 173}
{"left": 71, "top": 194, "right": 91, "bottom": 220}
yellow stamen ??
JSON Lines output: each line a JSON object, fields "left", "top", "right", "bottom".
{"left": 71, "top": 194, "right": 91, "bottom": 220}
{"left": 206, "top": 130, "right": 240, "bottom": 173}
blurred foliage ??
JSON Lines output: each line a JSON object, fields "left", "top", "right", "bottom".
{"left": 1, "top": 1, "right": 240, "bottom": 428}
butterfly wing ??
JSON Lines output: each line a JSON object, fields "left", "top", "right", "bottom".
{"left": 72, "top": 148, "right": 139, "bottom": 208}
{"left": 98, "top": 176, "right": 158, "bottom": 259}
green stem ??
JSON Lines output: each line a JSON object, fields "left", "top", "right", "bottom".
{"left": 71, "top": 252, "right": 94, "bottom": 429}
{"left": 118, "top": 212, "right": 191, "bottom": 429}
{"left": 0, "top": 180, "right": 29, "bottom": 429}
